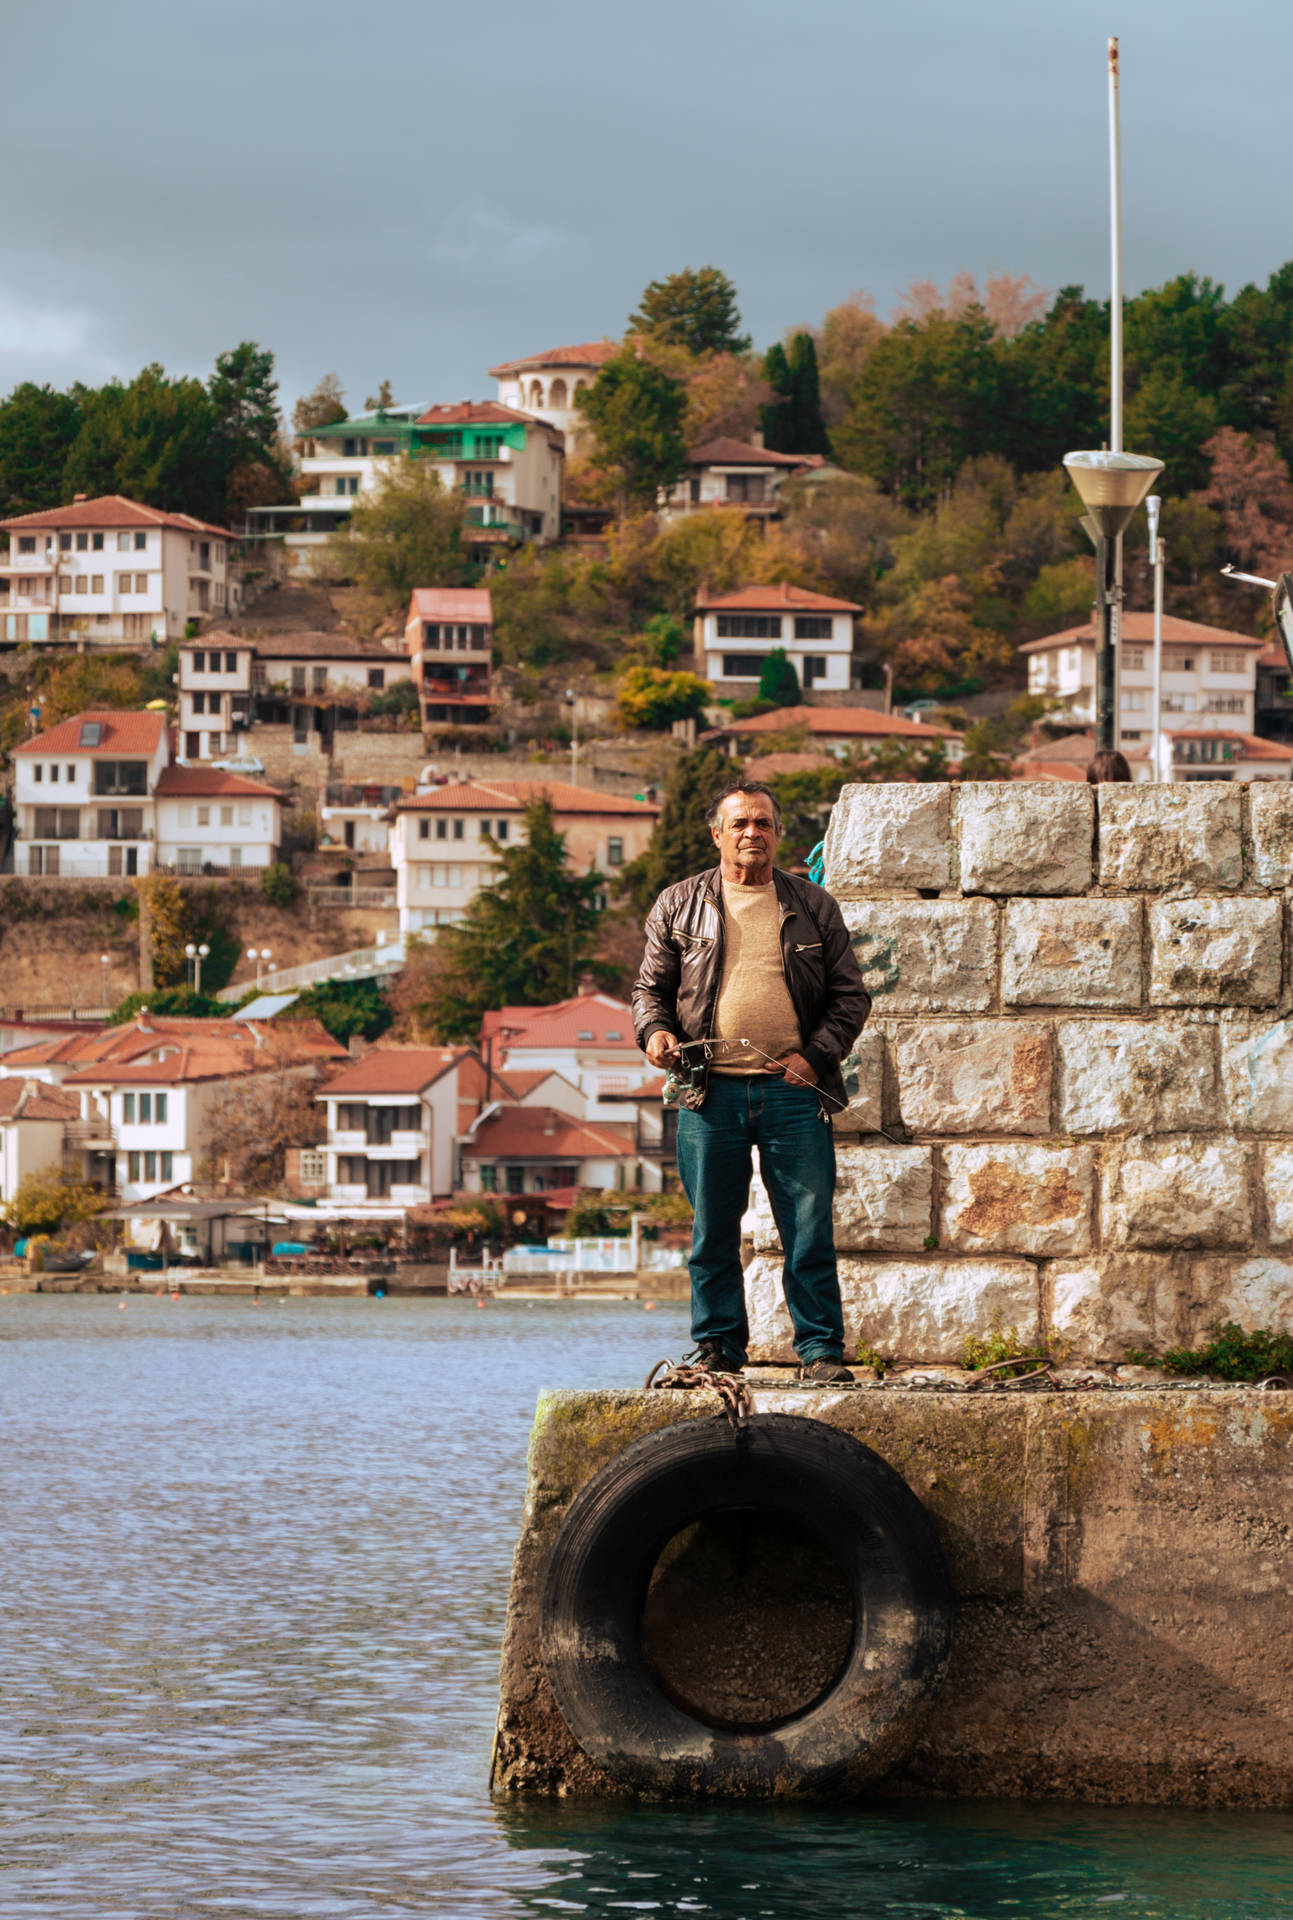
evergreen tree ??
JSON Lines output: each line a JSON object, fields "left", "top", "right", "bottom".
{"left": 403, "top": 800, "right": 606, "bottom": 1042}
{"left": 621, "top": 744, "right": 735, "bottom": 912}
{"left": 0, "top": 382, "right": 82, "bottom": 516}
{"left": 208, "top": 342, "right": 290, "bottom": 509}
{"left": 761, "top": 332, "right": 831, "bottom": 454}
{"left": 630, "top": 267, "right": 751, "bottom": 356}
{"left": 758, "top": 648, "right": 801, "bottom": 707}
{"left": 65, "top": 365, "right": 220, "bottom": 521}
{"left": 577, "top": 351, "right": 688, "bottom": 511}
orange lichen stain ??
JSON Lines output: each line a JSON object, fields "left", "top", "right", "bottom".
{"left": 1142, "top": 1406, "right": 1223, "bottom": 1472}
{"left": 1034, "top": 933, "right": 1075, "bottom": 969}
{"left": 959, "top": 1160, "right": 1083, "bottom": 1237}
{"left": 1010, "top": 1035, "right": 1051, "bottom": 1113}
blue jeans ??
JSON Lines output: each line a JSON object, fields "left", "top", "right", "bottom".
{"left": 675, "top": 1074, "right": 844, "bottom": 1368}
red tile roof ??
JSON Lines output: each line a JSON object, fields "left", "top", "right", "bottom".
{"left": 1019, "top": 614, "right": 1266, "bottom": 655}
{"left": 14, "top": 709, "right": 167, "bottom": 757}
{"left": 1169, "top": 730, "right": 1293, "bottom": 758}
{"left": 483, "top": 992, "right": 642, "bottom": 1055}
{"left": 461, "top": 1105, "right": 635, "bottom": 1161}
{"left": 251, "top": 631, "right": 406, "bottom": 660}
{"left": 320, "top": 1045, "right": 475, "bottom": 1097}
{"left": 407, "top": 588, "right": 494, "bottom": 623}
{"left": 697, "top": 582, "right": 861, "bottom": 613}
{"left": 0, "top": 1080, "right": 79, "bottom": 1121}
{"left": 688, "top": 438, "right": 812, "bottom": 469}
{"left": 488, "top": 342, "right": 619, "bottom": 376}
{"left": 721, "top": 705, "right": 957, "bottom": 740}
{"left": 415, "top": 401, "right": 554, "bottom": 430}
{"left": 5, "top": 1013, "right": 344, "bottom": 1083}
{"left": 156, "top": 766, "right": 285, "bottom": 800}
{"left": 741, "top": 751, "right": 837, "bottom": 775}
{"left": 0, "top": 494, "right": 231, "bottom": 539}
{"left": 394, "top": 779, "right": 658, "bottom": 816}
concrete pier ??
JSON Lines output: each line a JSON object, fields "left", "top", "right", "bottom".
{"left": 494, "top": 1385, "right": 1293, "bottom": 1806}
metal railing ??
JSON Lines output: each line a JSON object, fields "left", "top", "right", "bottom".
{"left": 216, "top": 936, "right": 407, "bottom": 1001}
{"left": 306, "top": 884, "right": 398, "bottom": 909}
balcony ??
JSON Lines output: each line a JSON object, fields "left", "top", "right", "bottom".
{"left": 64, "top": 1117, "right": 117, "bottom": 1149}
{"left": 330, "top": 1130, "right": 366, "bottom": 1152}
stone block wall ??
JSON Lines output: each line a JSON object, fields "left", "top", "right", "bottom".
{"left": 746, "top": 781, "right": 1293, "bottom": 1365}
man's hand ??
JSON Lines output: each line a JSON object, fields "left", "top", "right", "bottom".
{"left": 646, "top": 1030, "right": 681, "bottom": 1069}
{"left": 772, "top": 1051, "right": 817, "bottom": 1088}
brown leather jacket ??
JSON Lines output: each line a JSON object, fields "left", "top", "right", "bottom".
{"left": 631, "top": 866, "right": 870, "bottom": 1113}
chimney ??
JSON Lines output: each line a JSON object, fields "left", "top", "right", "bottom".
{"left": 749, "top": 428, "right": 764, "bottom": 449}
{"left": 73, "top": 493, "right": 87, "bottom": 503}
{"left": 577, "top": 971, "right": 596, "bottom": 996}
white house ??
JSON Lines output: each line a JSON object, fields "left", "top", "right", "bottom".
{"left": 488, "top": 342, "right": 618, "bottom": 457}
{"left": 316, "top": 1046, "right": 486, "bottom": 1214}
{"left": 0, "top": 1079, "right": 80, "bottom": 1206}
{"left": 459, "top": 1106, "right": 640, "bottom": 1198}
{"left": 694, "top": 583, "right": 861, "bottom": 694}
{"left": 176, "top": 637, "right": 255, "bottom": 761}
{"left": 388, "top": 779, "right": 659, "bottom": 933}
{"left": 0, "top": 494, "right": 237, "bottom": 645}
{"left": 714, "top": 704, "right": 963, "bottom": 763}
{"left": 663, "top": 437, "right": 820, "bottom": 524}
{"left": 154, "top": 766, "right": 286, "bottom": 873}
{"left": 1020, "top": 612, "right": 1268, "bottom": 744}
{"left": 12, "top": 709, "right": 169, "bottom": 878}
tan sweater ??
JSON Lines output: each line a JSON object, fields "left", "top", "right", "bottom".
{"left": 710, "top": 879, "right": 802, "bottom": 1074}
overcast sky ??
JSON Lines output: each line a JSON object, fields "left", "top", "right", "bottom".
{"left": 4, "top": 0, "right": 1292, "bottom": 421}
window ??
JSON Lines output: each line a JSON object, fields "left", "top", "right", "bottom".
{"left": 156, "top": 1094, "right": 167, "bottom": 1123}
{"left": 1205, "top": 694, "right": 1246, "bottom": 714}
{"left": 117, "top": 533, "right": 130, "bottom": 552}
{"left": 506, "top": 1167, "right": 525, "bottom": 1195}
{"left": 76, "top": 531, "right": 88, "bottom": 551}
{"left": 123, "top": 1094, "right": 136, "bottom": 1123}
{"left": 1164, "top": 651, "right": 1197, "bottom": 673}
{"left": 92, "top": 533, "right": 103, "bottom": 551}
{"left": 225, "top": 651, "right": 237, "bottom": 674}
{"left": 725, "top": 474, "right": 766, "bottom": 503}
{"left": 160, "top": 1151, "right": 173, "bottom": 1182}
{"left": 480, "top": 1164, "right": 497, "bottom": 1192}
{"left": 716, "top": 614, "right": 782, "bottom": 639}
{"left": 128, "top": 1151, "right": 140, "bottom": 1182}
{"left": 291, "top": 667, "right": 306, "bottom": 694}
{"left": 608, "top": 836, "right": 624, "bottom": 866}
{"left": 373, "top": 439, "right": 397, "bottom": 455}
{"left": 452, "top": 818, "right": 463, "bottom": 840}
{"left": 419, "top": 818, "right": 430, "bottom": 840}
{"left": 17, "top": 536, "right": 34, "bottom": 554}
{"left": 134, "top": 531, "right": 146, "bottom": 551}
{"left": 50, "top": 764, "right": 59, "bottom": 783}
{"left": 197, "top": 805, "right": 210, "bottom": 826}
{"left": 59, "top": 574, "right": 72, "bottom": 592}
{"left": 177, "top": 847, "right": 201, "bottom": 872}
{"left": 1209, "top": 650, "right": 1247, "bottom": 674}
{"left": 66, "top": 765, "right": 75, "bottom": 782}
{"left": 1121, "top": 688, "right": 1146, "bottom": 712}
{"left": 191, "top": 691, "right": 205, "bottom": 715}
{"left": 1123, "top": 647, "right": 1146, "bottom": 671}
{"left": 423, "top": 624, "right": 441, "bottom": 650}
{"left": 93, "top": 761, "right": 146, "bottom": 795}
{"left": 91, "top": 575, "right": 103, "bottom": 593}
{"left": 495, "top": 820, "right": 509, "bottom": 841}
{"left": 59, "top": 533, "right": 72, "bottom": 552}
{"left": 118, "top": 573, "right": 132, "bottom": 594}
{"left": 312, "top": 667, "right": 327, "bottom": 694}
{"left": 139, "top": 1094, "right": 152, "bottom": 1123}
{"left": 238, "top": 804, "right": 251, "bottom": 825}
{"left": 336, "top": 1104, "right": 368, "bottom": 1133}
{"left": 794, "top": 616, "right": 833, "bottom": 639}
{"left": 80, "top": 721, "right": 103, "bottom": 748}
{"left": 436, "top": 818, "right": 447, "bottom": 840}
{"left": 367, "top": 668, "right": 385, "bottom": 689}
{"left": 97, "top": 807, "right": 143, "bottom": 839}
{"left": 144, "top": 1151, "right": 157, "bottom": 1182}
{"left": 229, "top": 847, "right": 242, "bottom": 869}
{"left": 220, "top": 805, "right": 233, "bottom": 826}
{"left": 34, "top": 807, "right": 79, "bottom": 839}
{"left": 721, "top": 654, "right": 768, "bottom": 678}
{"left": 134, "top": 573, "right": 148, "bottom": 593}
{"left": 298, "top": 1149, "right": 325, "bottom": 1185}
{"left": 802, "top": 654, "right": 827, "bottom": 687}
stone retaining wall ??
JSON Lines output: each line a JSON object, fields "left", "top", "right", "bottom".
{"left": 746, "top": 781, "right": 1293, "bottom": 1364}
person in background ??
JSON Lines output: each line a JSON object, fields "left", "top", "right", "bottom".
{"left": 1086, "top": 749, "right": 1133, "bottom": 783}
{"left": 631, "top": 781, "right": 869, "bottom": 1383}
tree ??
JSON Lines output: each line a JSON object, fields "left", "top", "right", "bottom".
{"left": 325, "top": 456, "right": 471, "bottom": 612}
{"left": 1199, "top": 426, "right": 1293, "bottom": 577}
{"left": 294, "top": 977, "right": 392, "bottom": 1045}
{"left": 772, "top": 472, "right": 910, "bottom": 607}
{"left": 107, "top": 987, "right": 227, "bottom": 1025}
{"left": 815, "top": 293, "right": 885, "bottom": 430}
{"left": 0, "top": 382, "right": 83, "bottom": 517}
{"left": 757, "top": 648, "right": 801, "bottom": 707}
{"left": 201, "top": 1066, "right": 327, "bottom": 1193}
{"left": 682, "top": 351, "right": 773, "bottom": 444}
{"left": 5, "top": 1172, "right": 107, "bottom": 1235}
{"left": 620, "top": 744, "right": 734, "bottom": 912}
{"left": 761, "top": 333, "right": 831, "bottom": 454}
{"left": 292, "top": 373, "right": 347, "bottom": 438}
{"left": 365, "top": 379, "right": 395, "bottom": 411}
{"left": 134, "top": 874, "right": 238, "bottom": 992}
{"left": 208, "top": 342, "right": 289, "bottom": 508}
{"left": 629, "top": 267, "right": 751, "bottom": 356}
{"left": 615, "top": 666, "right": 712, "bottom": 730}
{"left": 393, "top": 800, "right": 607, "bottom": 1042}
{"left": 577, "top": 352, "right": 688, "bottom": 511}
{"left": 65, "top": 365, "right": 220, "bottom": 522}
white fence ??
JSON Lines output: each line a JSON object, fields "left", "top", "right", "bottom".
{"left": 216, "top": 936, "right": 408, "bottom": 1002}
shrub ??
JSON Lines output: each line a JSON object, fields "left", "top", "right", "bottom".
{"left": 5, "top": 1173, "right": 107, "bottom": 1235}
{"left": 259, "top": 862, "right": 298, "bottom": 907}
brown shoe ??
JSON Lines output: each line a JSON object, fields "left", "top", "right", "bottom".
{"left": 799, "top": 1358, "right": 854, "bottom": 1384}
{"left": 685, "top": 1340, "right": 744, "bottom": 1375}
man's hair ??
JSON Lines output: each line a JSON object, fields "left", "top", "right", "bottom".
{"left": 707, "top": 779, "right": 782, "bottom": 834}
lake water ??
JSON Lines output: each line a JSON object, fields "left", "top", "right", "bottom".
{"left": 2, "top": 1294, "right": 1290, "bottom": 1919}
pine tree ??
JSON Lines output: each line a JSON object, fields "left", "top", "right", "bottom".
{"left": 758, "top": 648, "right": 801, "bottom": 708}
{"left": 761, "top": 333, "right": 831, "bottom": 454}
{"left": 401, "top": 800, "right": 606, "bottom": 1042}
{"left": 629, "top": 267, "right": 751, "bottom": 356}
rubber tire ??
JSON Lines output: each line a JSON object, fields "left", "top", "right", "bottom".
{"left": 540, "top": 1412, "right": 953, "bottom": 1797}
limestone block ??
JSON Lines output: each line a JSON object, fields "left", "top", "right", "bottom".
{"left": 940, "top": 1142, "right": 1094, "bottom": 1255}
{"left": 957, "top": 782, "right": 1092, "bottom": 895}
{"left": 823, "top": 783, "right": 951, "bottom": 893}
{"left": 1149, "top": 898, "right": 1282, "bottom": 1007}
{"left": 832, "top": 1027, "right": 885, "bottom": 1134}
{"left": 1002, "top": 898, "right": 1142, "bottom": 1008}
{"left": 1261, "top": 1144, "right": 1293, "bottom": 1247}
{"left": 745, "top": 1252, "right": 1040, "bottom": 1364}
{"left": 1097, "top": 783, "right": 1243, "bottom": 893}
{"left": 894, "top": 1022, "right": 1051, "bottom": 1135}
{"left": 1102, "top": 1135, "right": 1255, "bottom": 1249}
{"left": 1180, "top": 1256, "right": 1293, "bottom": 1346}
{"left": 833, "top": 1144, "right": 934, "bottom": 1251}
{"left": 1249, "top": 784, "right": 1293, "bottom": 889}
{"left": 841, "top": 898, "right": 997, "bottom": 1014}
{"left": 1221, "top": 1014, "right": 1293, "bottom": 1130}
{"left": 1043, "top": 1254, "right": 1187, "bottom": 1358}
{"left": 1056, "top": 1018, "right": 1217, "bottom": 1135}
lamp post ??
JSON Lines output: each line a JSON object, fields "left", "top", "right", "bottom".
{"left": 1062, "top": 452, "right": 1164, "bottom": 752}
{"left": 1146, "top": 497, "right": 1167, "bottom": 780}
{"left": 185, "top": 941, "right": 211, "bottom": 995}
{"left": 565, "top": 688, "right": 579, "bottom": 788}
{"left": 247, "top": 946, "right": 272, "bottom": 990}
{"left": 100, "top": 953, "right": 110, "bottom": 1008}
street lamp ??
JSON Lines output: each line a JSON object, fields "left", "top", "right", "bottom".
{"left": 564, "top": 688, "right": 579, "bottom": 788}
{"left": 100, "top": 953, "right": 110, "bottom": 1008}
{"left": 1146, "top": 497, "right": 1167, "bottom": 780}
{"left": 185, "top": 941, "right": 210, "bottom": 994}
{"left": 1063, "top": 450, "right": 1164, "bottom": 752}
{"left": 247, "top": 946, "right": 272, "bottom": 990}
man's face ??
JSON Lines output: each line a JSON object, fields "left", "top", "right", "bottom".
{"left": 711, "top": 791, "right": 779, "bottom": 879}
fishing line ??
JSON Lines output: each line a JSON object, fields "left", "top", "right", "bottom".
{"left": 666, "top": 1036, "right": 906, "bottom": 1143}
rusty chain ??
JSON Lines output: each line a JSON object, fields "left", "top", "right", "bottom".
{"left": 644, "top": 1359, "right": 753, "bottom": 1430}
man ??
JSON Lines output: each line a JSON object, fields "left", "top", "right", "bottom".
{"left": 632, "top": 780, "right": 869, "bottom": 1382}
